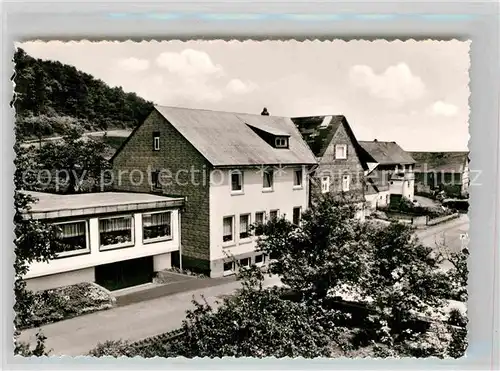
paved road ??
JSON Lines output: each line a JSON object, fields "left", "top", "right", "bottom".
{"left": 19, "top": 215, "right": 469, "bottom": 356}
{"left": 416, "top": 213, "right": 469, "bottom": 270}
{"left": 20, "top": 129, "right": 132, "bottom": 148}
{"left": 19, "top": 275, "right": 283, "bottom": 356}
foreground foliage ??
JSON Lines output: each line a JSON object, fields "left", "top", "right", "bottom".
{"left": 89, "top": 195, "right": 467, "bottom": 358}
{"left": 257, "top": 194, "right": 466, "bottom": 358}
{"left": 14, "top": 136, "right": 55, "bottom": 355}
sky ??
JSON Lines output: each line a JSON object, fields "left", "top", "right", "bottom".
{"left": 18, "top": 40, "right": 470, "bottom": 151}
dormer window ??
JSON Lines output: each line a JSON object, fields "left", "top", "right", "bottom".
{"left": 275, "top": 137, "right": 289, "bottom": 148}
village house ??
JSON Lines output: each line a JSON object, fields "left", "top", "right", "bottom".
{"left": 410, "top": 151, "right": 470, "bottom": 197}
{"left": 111, "top": 106, "right": 317, "bottom": 278}
{"left": 22, "top": 191, "right": 184, "bottom": 291}
{"left": 291, "top": 115, "right": 367, "bottom": 218}
{"left": 358, "top": 140, "right": 416, "bottom": 209}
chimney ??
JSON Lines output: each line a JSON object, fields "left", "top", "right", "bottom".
{"left": 261, "top": 107, "right": 269, "bottom": 116}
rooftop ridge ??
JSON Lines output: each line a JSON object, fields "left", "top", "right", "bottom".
{"left": 154, "top": 104, "right": 289, "bottom": 119}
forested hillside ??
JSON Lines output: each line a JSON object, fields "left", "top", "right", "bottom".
{"left": 12, "top": 48, "right": 153, "bottom": 140}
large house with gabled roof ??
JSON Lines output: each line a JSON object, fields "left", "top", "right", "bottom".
{"left": 111, "top": 106, "right": 317, "bottom": 278}
{"left": 291, "top": 115, "right": 369, "bottom": 218}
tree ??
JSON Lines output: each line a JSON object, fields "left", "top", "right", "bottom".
{"left": 14, "top": 138, "right": 56, "bottom": 355}
{"left": 357, "top": 222, "right": 452, "bottom": 352}
{"left": 256, "top": 194, "right": 465, "bottom": 358}
{"left": 36, "top": 128, "right": 111, "bottom": 193}
{"left": 442, "top": 248, "right": 468, "bottom": 302}
{"left": 12, "top": 48, "right": 153, "bottom": 137}
{"left": 168, "top": 266, "right": 335, "bottom": 358}
{"left": 256, "top": 193, "right": 371, "bottom": 301}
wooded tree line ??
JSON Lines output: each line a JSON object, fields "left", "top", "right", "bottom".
{"left": 12, "top": 48, "right": 153, "bottom": 140}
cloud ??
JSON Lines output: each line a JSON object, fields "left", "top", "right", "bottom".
{"left": 226, "top": 79, "right": 258, "bottom": 94}
{"left": 427, "top": 100, "right": 459, "bottom": 117}
{"left": 156, "top": 49, "right": 223, "bottom": 78}
{"left": 116, "top": 57, "right": 150, "bottom": 72}
{"left": 349, "top": 63, "right": 426, "bottom": 103}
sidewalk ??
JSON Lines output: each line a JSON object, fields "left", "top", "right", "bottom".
{"left": 19, "top": 275, "right": 283, "bottom": 356}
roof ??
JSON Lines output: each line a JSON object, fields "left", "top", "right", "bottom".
{"left": 410, "top": 151, "right": 469, "bottom": 173}
{"left": 153, "top": 106, "right": 317, "bottom": 167}
{"left": 291, "top": 115, "right": 345, "bottom": 157}
{"left": 23, "top": 191, "right": 184, "bottom": 220}
{"left": 358, "top": 141, "right": 415, "bottom": 165}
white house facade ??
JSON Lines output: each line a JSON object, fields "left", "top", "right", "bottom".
{"left": 209, "top": 165, "right": 309, "bottom": 276}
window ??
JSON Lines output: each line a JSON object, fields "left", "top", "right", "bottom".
{"left": 143, "top": 211, "right": 172, "bottom": 242}
{"left": 223, "top": 261, "right": 234, "bottom": 274}
{"left": 239, "top": 214, "right": 251, "bottom": 239}
{"left": 269, "top": 210, "right": 279, "bottom": 220}
{"left": 223, "top": 216, "right": 234, "bottom": 243}
{"left": 99, "top": 216, "right": 134, "bottom": 249}
{"left": 263, "top": 169, "right": 274, "bottom": 190}
{"left": 255, "top": 211, "right": 265, "bottom": 236}
{"left": 255, "top": 254, "right": 265, "bottom": 265}
{"left": 275, "top": 137, "right": 289, "bottom": 148}
{"left": 231, "top": 171, "right": 243, "bottom": 193}
{"left": 321, "top": 176, "right": 330, "bottom": 193}
{"left": 239, "top": 257, "right": 251, "bottom": 267}
{"left": 151, "top": 170, "right": 161, "bottom": 189}
{"left": 153, "top": 131, "right": 160, "bottom": 151}
{"left": 342, "top": 175, "right": 350, "bottom": 192}
{"left": 293, "top": 207, "right": 301, "bottom": 225}
{"left": 294, "top": 169, "right": 303, "bottom": 187}
{"left": 52, "top": 221, "right": 89, "bottom": 257}
{"left": 335, "top": 144, "right": 347, "bottom": 159}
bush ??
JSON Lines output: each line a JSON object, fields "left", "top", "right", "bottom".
{"left": 19, "top": 282, "right": 114, "bottom": 330}
{"left": 381, "top": 198, "right": 451, "bottom": 219}
{"left": 88, "top": 340, "right": 139, "bottom": 358}
{"left": 442, "top": 199, "right": 469, "bottom": 213}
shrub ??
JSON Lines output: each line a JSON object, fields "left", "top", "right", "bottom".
{"left": 19, "top": 282, "right": 114, "bottom": 330}
{"left": 88, "top": 340, "right": 139, "bottom": 358}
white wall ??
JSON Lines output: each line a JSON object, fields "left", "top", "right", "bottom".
{"left": 153, "top": 253, "right": 172, "bottom": 271}
{"left": 209, "top": 166, "right": 309, "bottom": 261}
{"left": 366, "top": 190, "right": 390, "bottom": 209}
{"left": 25, "top": 209, "right": 180, "bottom": 279}
{"left": 389, "top": 165, "right": 414, "bottom": 201}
